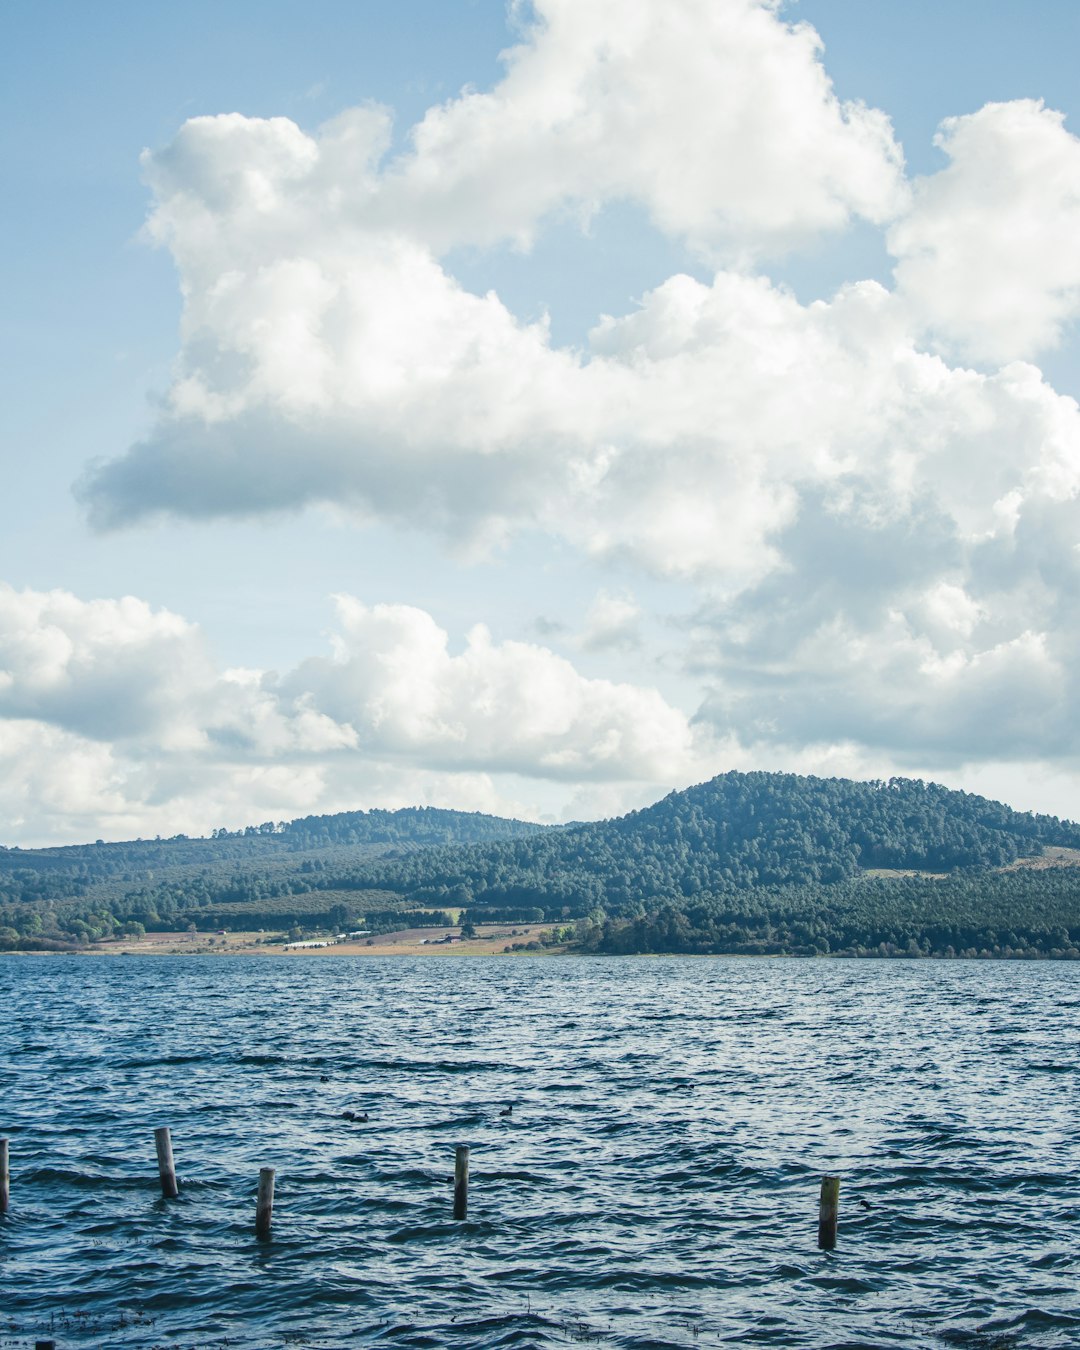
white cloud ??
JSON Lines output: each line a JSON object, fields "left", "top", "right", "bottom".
{"left": 689, "top": 479, "right": 1080, "bottom": 765}
{"left": 74, "top": 213, "right": 1080, "bottom": 780}
{"left": 700, "top": 615, "right": 1065, "bottom": 761}
{"left": 132, "top": 1, "right": 904, "bottom": 266}
{"left": 80, "top": 240, "right": 1080, "bottom": 587}
{"left": 390, "top": 0, "right": 905, "bottom": 256}
{"left": 81, "top": 11, "right": 1078, "bottom": 608}
{"left": 286, "top": 596, "right": 693, "bottom": 778}
{"left": 578, "top": 590, "right": 642, "bottom": 651}
{"left": 0, "top": 585, "right": 709, "bottom": 843}
{"left": 63, "top": 6, "right": 1080, "bottom": 818}
{"left": 0, "top": 585, "right": 207, "bottom": 744}
{"left": 0, "top": 716, "right": 533, "bottom": 848}
{"left": 890, "top": 100, "right": 1080, "bottom": 364}
{"left": 78, "top": 0, "right": 905, "bottom": 542}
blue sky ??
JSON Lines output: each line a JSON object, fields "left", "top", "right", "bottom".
{"left": 2, "top": 0, "right": 1080, "bottom": 844}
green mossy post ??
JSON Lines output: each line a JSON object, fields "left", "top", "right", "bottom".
{"left": 453, "top": 1145, "right": 469, "bottom": 1220}
{"left": 0, "top": 1138, "right": 9, "bottom": 1214}
{"left": 818, "top": 1175, "right": 840, "bottom": 1250}
{"left": 256, "top": 1167, "right": 275, "bottom": 1240}
{"left": 154, "top": 1126, "right": 179, "bottom": 1199}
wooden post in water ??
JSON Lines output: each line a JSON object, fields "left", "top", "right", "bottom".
{"left": 0, "top": 1138, "right": 9, "bottom": 1214}
{"left": 818, "top": 1174, "right": 840, "bottom": 1250}
{"left": 256, "top": 1167, "right": 275, "bottom": 1240}
{"left": 453, "top": 1145, "right": 469, "bottom": 1220}
{"left": 154, "top": 1126, "right": 179, "bottom": 1199}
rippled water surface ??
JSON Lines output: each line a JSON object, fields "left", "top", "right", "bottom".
{"left": 0, "top": 955, "right": 1077, "bottom": 1349}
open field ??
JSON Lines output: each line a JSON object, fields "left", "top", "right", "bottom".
{"left": 323, "top": 922, "right": 563, "bottom": 956}
{"left": 1004, "top": 845, "right": 1080, "bottom": 870}
{"left": 85, "top": 922, "right": 565, "bottom": 957}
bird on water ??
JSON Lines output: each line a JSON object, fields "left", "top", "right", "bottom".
{"left": 499, "top": 1104, "right": 513, "bottom": 1117}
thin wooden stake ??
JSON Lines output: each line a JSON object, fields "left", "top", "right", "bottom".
{"left": 453, "top": 1145, "right": 469, "bottom": 1220}
{"left": 0, "top": 1138, "right": 9, "bottom": 1214}
{"left": 818, "top": 1174, "right": 840, "bottom": 1250}
{"left": 154, "top": 1126, "right": 179, "bottom": 1199}
{"left": 256, "top": 1167, "right": 275, "bottom": 1240}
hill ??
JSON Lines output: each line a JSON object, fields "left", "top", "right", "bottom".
{"left": 314, "top": 771, "right": 1080, "bottom": 911}
{"left": 2, "top": 773, "right": 1079, "bottom": 956}
{"left": 0, "top": 805, "right": 549, "bottom": 945}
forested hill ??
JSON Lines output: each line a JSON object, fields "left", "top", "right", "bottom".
{"left": 3, "top": 773, "right": 1079, "bottom": 956}
{"left": 331, "top": 772, "right": 1080, "bottom": 915}
{"left": 278, "top": 806, "right": 547, "bottom": 850}
{"left": 0, "top": 805, "right": 548, "bottom": 897}
{"left": 611, "top": 771, "right": 1080, "bottom": 879}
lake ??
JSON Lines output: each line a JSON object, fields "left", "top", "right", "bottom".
{"left": 0, "top": 955, "right": 1077, "bottom": 1348}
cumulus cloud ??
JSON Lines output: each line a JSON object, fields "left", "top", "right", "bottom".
{"left": 390, "top": 0, "right": 905, "bottom": 255}
{"left": 0, "top": 584, "right": 353, "bottom": 758}
{"left": 696, "top": 612, "right": 1069, "bottom": 764}
{"left": 285, "top": 596, "right": 693, "bottom": 778}
{"left": 890, "top": 100, "right": 1080, "bottom": 364}
{"left": 75, "top": 248, "right": 1080, "bottom": 778}
{"left": 80, "top": 248, "right": 1080, "bottom": 588}
{"left": 0, "top": 714, "right": 530, "bottom": 849}
{"left": 78, "top": 0, "right": 905, "bottom": 535}
{"left": 0, "top": 586, "right": 203, "bottom": 743}
{"left": 689, "top": 467, "right": 1080, "bottom": 766}
{"left": 129, "top": 0, "right": 904, "bottom": 264}
{"left": 66, "top": 0, "right": 1080, "bottom": 806}
{"left": 577, "top": 591, "right": 642, "bottom": 651}
{"left": 0, "top": 585, "right": 707, "bottom": 843}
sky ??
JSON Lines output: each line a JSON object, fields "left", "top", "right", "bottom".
{"left": 2, "top": 0, "right": 1080, "bottom": 846}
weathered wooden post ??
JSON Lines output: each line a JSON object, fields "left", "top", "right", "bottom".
{"left": 154, "top": 1127, "right": 179, "bottom": 1199}
{"left": 256, "top": 1167, "right": 275, "bottom": 1240}
{"left": 0, "top": 1138, "right": 9, "bottom": 1214}
{"left": 818, "top": 1174, "right": 840, "bottom": 1250}
{"left": 453, "top": 1145, "right": 469, "bottom": 1220}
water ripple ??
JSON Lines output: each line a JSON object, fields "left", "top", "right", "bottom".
{"left": 0, "top": 954, "right": 1077, "bottom": 1348}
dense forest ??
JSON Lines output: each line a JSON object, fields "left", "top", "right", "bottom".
{"left": 2, "top": 773, "right": 1079, "bottom": 956}
{"left": 576, "top": 868, "right": 1080, "bottom": 959}
{"left": 0, "top": 806, "right": 548, "bottom": 947}
{"left": 342, "top": 773, "right": 1080, "bottom": 913}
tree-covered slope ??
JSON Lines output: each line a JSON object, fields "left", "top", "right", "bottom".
{"left": 580, "top": 867, "right": 1080, "bottom": 959}
{"left": 3, "top": 773, "right": 1079, "bottom": 954}
{"left": 0, "top": 806, "right": 548, "bottom": 910}
{"left": 322, "top": 772, "right": 1080, "bottom": 914}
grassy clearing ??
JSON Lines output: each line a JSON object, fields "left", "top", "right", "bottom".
{"left": 86, "top": 922, "right": 566, "bottom": 957}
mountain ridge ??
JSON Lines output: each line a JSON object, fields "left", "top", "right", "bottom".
{"left": 2, "top": 772, "right": 1079, "bottom": 956}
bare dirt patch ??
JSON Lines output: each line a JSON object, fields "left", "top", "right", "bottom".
{"left": 97, "top": 930, "right": 271, "bottom": 955}
{"left": 860, "top": 868, "right": 949, "bottom": 880}
{"left": 309, "top": 923, "right": 562, "bottom": 956}
{"left": 1003, "top": 845, "right": 1080, "bottom": 871}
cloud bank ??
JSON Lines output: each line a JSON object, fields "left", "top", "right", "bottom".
{"left": 891, "top": 100, "right": 1080, "bottom": 364}
{"left": 0, "top": 585, "right": 703, "bottom": 844}
{"left": 52, "top": 0, "right": 1080, "bottom": 838}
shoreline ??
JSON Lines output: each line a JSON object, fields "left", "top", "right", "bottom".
{"left": 4, "top": 922, "right": 568, "bottom": 959}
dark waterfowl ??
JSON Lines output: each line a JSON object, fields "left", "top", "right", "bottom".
{"left": 499, "top": 1104, "right": 513, "bottom": 1117}
{"left": 342, "top": 1110, "right": 369, "bottom": 1122}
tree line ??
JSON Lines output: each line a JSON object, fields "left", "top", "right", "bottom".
{"left": 2, "top": 773, "right": 1078, "bottom": 955}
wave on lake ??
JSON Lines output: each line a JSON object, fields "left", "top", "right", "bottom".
{"left": 0, "top": 954, "right": 1077, "bottom": 1348}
